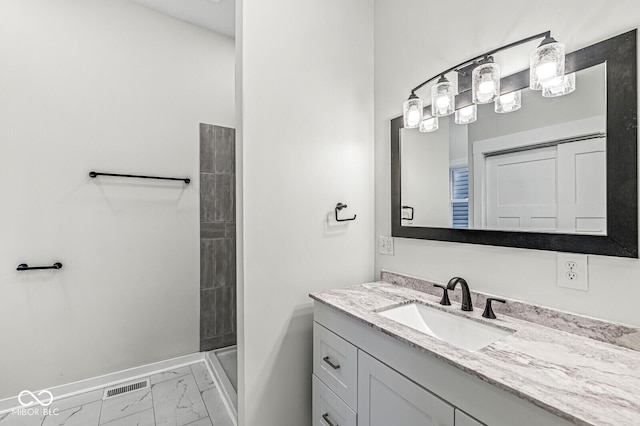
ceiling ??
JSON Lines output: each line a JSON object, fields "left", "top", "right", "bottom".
{"left": 131, "top": 0, "right": 235, "bottom": 38}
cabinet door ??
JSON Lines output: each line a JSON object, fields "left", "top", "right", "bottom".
{"left": 313, "top": 375, "right": 357, "bottom": 426}
{"left": 358, "top": 351, "right": 454, "bottom": 426}
{"left": 455, "top": 409, "right": 486, "bottom": 426}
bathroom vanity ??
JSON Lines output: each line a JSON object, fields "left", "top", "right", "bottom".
{"left": 310, "top": 272, "right": 640, "bottom": 426}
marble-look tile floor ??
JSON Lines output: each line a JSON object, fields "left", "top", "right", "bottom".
{"left": 0, "top": 362, "right": 234, "bottom": 426}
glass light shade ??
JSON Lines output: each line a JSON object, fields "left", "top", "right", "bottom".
{"left": 431, "top": 79, "right": 455, "bottom": 117}
{"left": 530, "top": 40, "right": 565, "bottom": 90}
{"left": 472, "top": 63, "right": 500, "bottom": 104}
{"left": 454, "top": 104, "right": 477, "bottom": 124}
{"left": 403, "top": 94, "right": 423, "bottom": 129}
{"left": 495, "top": 90, "right": 522, "bottom": 113}
{"left": 542, "top": 73, "right": 576, "bottom": 97}
{"left": 419, "top": 117, "right": 439, "bottom": 133}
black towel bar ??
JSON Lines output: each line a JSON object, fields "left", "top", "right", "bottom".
{"left": 17, "top": 263, "right": 63, "bottom": 271}
{"left": 89, "top": 171, "right": 190, "bottom": 184}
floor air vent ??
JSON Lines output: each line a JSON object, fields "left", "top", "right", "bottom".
{"left": 103, "top": 379, "right": 149, "bottom": 399}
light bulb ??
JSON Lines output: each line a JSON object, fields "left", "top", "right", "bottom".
{"left": 495, "top": 90, "right": 521, "bottom": 113}
{"left": 479, "top": 81, "right": 495, "bottom": 95}
{"left": 530, "top": 37, "right": 565, "bottom": 90}
{"left": 472, "top": 62, "right": 500, "bottom": 104}
{"left": 499, "top": 93, "right": 515, "bottom": 104}
{"left": 403, "top": 94, "right": 423, "bottom": 129}
{"left": 460, "top": 106, "right": 473, "bottom": 116}
{"left": 454, "top": 104, "right": 477, "bottom": 124}
{"left": 435, "top": 95, "right": 450, "bottom": 109}
{"left": 419, "top": 117, "right": 439, "bottom": 133}
{"left": 431, "top": 77, "right": 455, "bottom": 117}
{"left": 407, "top": 107, "right": 420, "bottom": 127}
{"left": 536, "top": 62, "right": 557, "bottom": 80}
{"left": 542, "top": 73, "right": 576, "bottom": 97}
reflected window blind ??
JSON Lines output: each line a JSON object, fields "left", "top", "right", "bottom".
{"left": 451, "top": 168, "right": 469, "bottom": 228}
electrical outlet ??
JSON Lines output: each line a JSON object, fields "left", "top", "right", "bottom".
{"left": 379, "top": 236, "right": 394, "bottom": 256}
{"left": 556, "top": 253, "right": 588, "bottom": 290}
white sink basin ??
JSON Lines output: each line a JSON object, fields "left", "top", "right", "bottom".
{"left": 378, "top": 302, "right": 514, "bottom": 352}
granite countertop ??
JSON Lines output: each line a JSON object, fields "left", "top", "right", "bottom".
{"left": 310, "top": 281, "right": 640, "bottom": 426}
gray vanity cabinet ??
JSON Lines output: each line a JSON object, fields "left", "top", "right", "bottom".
{"left": 357, "top": 351, "right": 454, "bottom": 426}
{"left": 312, "top": 320, "right": 483, "bottom": 426}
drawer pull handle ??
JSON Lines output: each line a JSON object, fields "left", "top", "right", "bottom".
{"left": 323, "top": 356, "right": 341, "bottom": 370}
{"left": 322, "top": 413, "right": 338, "bottom": 426}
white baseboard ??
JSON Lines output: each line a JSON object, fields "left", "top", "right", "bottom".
{"left": 0, "top": 352, "right": 204, "bottom": 415}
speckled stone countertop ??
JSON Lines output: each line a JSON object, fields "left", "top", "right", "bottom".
{"left": 310, "top": 281, "right": 640, "bottom": 426}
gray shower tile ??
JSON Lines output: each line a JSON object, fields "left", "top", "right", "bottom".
{"left": 213, "top": 238, "right": 230, "bottom": 288}
{"left": 223, "top": 332, "right": 237, "bottom": 347}
{"left": 200, "top": 336, "right": 224, "bottom": 352}
{"left": 200, "top": 240, "right": 219, "bottom": 290}
{"left": 213, "top": 175, "right": 233, "bottom": 222}
{"left": 99, "top": 386, "right": 152, "bottom": 424}
{"left": 226, "top": 238, "right": 236, "bottom": 287}
{"left": 214, "top": 287, "right": 233, "bottom": 336}
{"left": 150, "top": 366, "right": 192, "bottom": 385}
{"left": 200, "top": 223, "right": 225, "bottom": 239}
{"left": 200, "top": 123, "right": 215, "bottom": 173}
{"left": 43, "top": 399, "right": 102, "bottom": 426}
{"left": 201, "top": 289, "right": 217, "bottom": 338}
{"left": 100, "top": 409, "right": 155, "bottom": 426}
{"left": 201, "top": 388, "right": 233, "bottom": 426}
{"left": 190, "top": 363, "right": 215, "bottom": 392}
{"left": 214, "top": 127, "right": 234, "bottom": 174}
{"left": 152, "top": 374, "right": 208, "bottom": 426}
{"left": 224, "top": 223, "right": 235, "bottom": 239}
{"left": 200, "top": 173, "right": 216, "bottom": 223}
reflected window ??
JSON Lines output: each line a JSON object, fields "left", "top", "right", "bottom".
{"left": 451, "top": 167, "right": 469, "bottom": 228}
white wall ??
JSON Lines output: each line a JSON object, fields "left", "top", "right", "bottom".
{"left": 0, "top": 0, "right": 234, "bottom": 398}
{"left": 401, "top": 126, "right": 450, "bottom": 227}
{"left": 237, "top": 0, "right": 374, "bottom": 424}
{"left": 375, "top": 0, "right": 640, "bottom": 327}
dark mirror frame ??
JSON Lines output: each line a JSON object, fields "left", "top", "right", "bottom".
{"left": 391, "top": 29, "right": 638, "bottom": 258}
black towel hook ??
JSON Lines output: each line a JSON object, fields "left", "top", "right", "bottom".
{"left": 335, "top": 203, "right": 356, "bottom": 222}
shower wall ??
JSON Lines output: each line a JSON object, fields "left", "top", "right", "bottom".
{"left": 200, "top": 123, "right": 237, "bottom": 351}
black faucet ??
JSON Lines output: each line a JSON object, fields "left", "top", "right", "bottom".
{"left": 446, "top": 277, "right": 473, "bottom": 311}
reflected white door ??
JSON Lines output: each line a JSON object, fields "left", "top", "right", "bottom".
{"left": 485, "top": 146, "right": 558, "bottom": 231}
{"left": 484, "top": 139, "right": 606, "bottom": 234}
{"left": 557, "top": 138, "right": 606, "bottom": 234}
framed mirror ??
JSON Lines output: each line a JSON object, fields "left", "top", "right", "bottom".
{"left": 391, "top": 30, "right": 638, "bottom": 257}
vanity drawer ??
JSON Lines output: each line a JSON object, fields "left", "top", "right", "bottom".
{"left": 313, "top": 374, "right": 357, "bottom": 426}
{"left": 313, "top": 322, "right": 358, "bottom": 409}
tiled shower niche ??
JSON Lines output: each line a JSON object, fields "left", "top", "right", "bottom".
{"left": 200, "top": 123, "right": 236, "bottom": 351}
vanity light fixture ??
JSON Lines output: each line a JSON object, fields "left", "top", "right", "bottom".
{"left": 542, "top": 73, "right": 576, "bottom": 97}
{"left": 454, "top": 104, "right": 477, "bottom": 124}
{"left": 495, "top": 90, "right": 522, "bottom": 113}
{"left": 419, "top": 117, "right": 439, "bottom": 133}
{"left": 402, "top": 30, "right": 565, "bottom": 132}
{"left": 530, "top": 35, "right": 566, "bottom": 90}
{"left": 403, "top": 92, "right": 423, "bottom": 128}
{"left": 431, "top": 75, "right": 455, "bottom": 116}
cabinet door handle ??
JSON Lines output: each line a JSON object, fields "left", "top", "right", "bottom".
{"left": 322, "top": 413, "right": 338, "bottom": 426}
{"left": 323, "top": 356, "right": 341, "bottom": 369}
